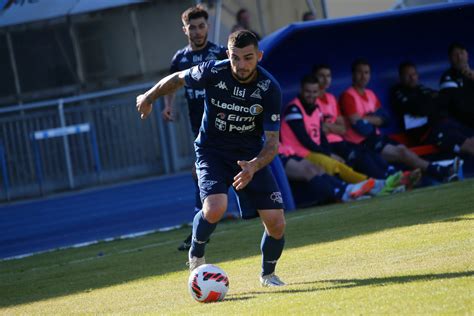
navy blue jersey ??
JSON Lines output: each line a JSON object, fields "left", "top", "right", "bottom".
{"left": 170, "top": 42, "right": 227, "bottom": 135}
{"left": 184, "top": 59, "right": 282, "bottom": 157}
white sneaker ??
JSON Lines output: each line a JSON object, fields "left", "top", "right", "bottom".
{"left": 187, "top": 249, "right": 205, "bottom": 272}
{"left": 260, "top": 273, "right": 286, "bottom": 287}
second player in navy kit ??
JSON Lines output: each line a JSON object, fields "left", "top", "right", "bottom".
{"left": 163, "top": 5, "right": 227, "bottom": 251}
{"left": 137, "top": 30, "right": 287, "bottom": 287}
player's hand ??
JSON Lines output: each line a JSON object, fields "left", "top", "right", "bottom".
{"left": 136, "top": 94, "right": 153, "bottom": 120}
{"left": 460, "top": 65, "right": 474, "bottom": 80}
{"left": 322, "top": 123, "right": 330, "bottom": 134}
{"left": 161, "top": 104, "right": 174, "bottom": 121}
{"left": 233, "top": 160, "right": 257, "bottom": 190}
{"left": 330, "top": 153, "right": 345, "bottom": 164}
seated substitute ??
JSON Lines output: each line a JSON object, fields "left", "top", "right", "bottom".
{"left": 280, "top": 74, "right": 369, "bottom": 184}
{"left": 339, "top": 58, "right": 460, "bottom": 182}
{"left": 391, "top": 61, "right": 474, "bottom": 157}
{"left": 313, "top": 64, "right": 396, "bottom": 179}
{"left": 439, "top": 42, "right": 474, "bottom": 129}
{"left": 280, "top": 74, "right": 420, "bottom": 191}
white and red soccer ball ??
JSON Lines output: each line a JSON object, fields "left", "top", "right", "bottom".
{"left": 188, "top": 264, "right": 229, "bottom": 303}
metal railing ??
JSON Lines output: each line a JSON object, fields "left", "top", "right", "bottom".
{"left": 0, "top": 83, "right": 195, "bottom": 201}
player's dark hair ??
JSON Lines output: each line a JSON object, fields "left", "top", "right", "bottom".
{"left": 228, "top": 30, "right": 258, "bottom": 49}
{"left": 351, "top": 58, "right": 370, "bottom": 73}
{"left": 398, "top": 61, "right": 416, "bottom": 76}
{"left": 448, "top": 42, "right": 467, "bottom": 56}
{"left": 300, "top": 74, "right": 319, "bottom": 88}
{"left": 181, "top": 4, "right": 208, "bottom": 24}
{"left": 312, "top": 64, "right": 331, "bottom": 75}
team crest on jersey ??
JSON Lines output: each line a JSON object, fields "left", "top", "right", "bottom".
{"left": 250, "top": 88, "right": 262, "bottom": 99}
{"left": 257, "top": 79, "right": 271, "bottom": 92}
{"left": 215, "top": 81, "right": 228, "bottom": 90}
{"left": 193, "top": 55, "right": 202, "bottom": 63}
{"left": 179, "top": 56, "right": 189, "bottom": 63}
{"left": 215, "top": 117, "right": 227, "bottom": 131}
{"left": 249, "top": 104, "right": 263, "bottom": 116}
{"left": 190, "top": 66, "right": 203, "bottom": 81}
{"left": 205, "top": 52, "right": 217, "bottom": 61}
{"left": 271, "top": 114, "right": 280, "bottom": 122}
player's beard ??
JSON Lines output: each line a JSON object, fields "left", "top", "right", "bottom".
{"left": 191, "top": 34, "right": 207, "bottom": 49}
{"left": 234, "top": 67, "right": 257, "bottom": 82}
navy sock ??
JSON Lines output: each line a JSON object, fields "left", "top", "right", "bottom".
{"left": 261, "top": 232, "right": 285, "bottom": 276}
{"left": 193, "top": 177, "right": 202, "bottom": 211}
{"left": 190, "top": 210, "right": 217, "bottom": 258}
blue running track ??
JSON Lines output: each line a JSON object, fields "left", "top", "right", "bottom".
{"left": 0, "top": 174, "right": 232, "bottom": 260}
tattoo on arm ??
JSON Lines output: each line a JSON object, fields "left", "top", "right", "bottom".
{"left": 252, "top": 131, "right": 279, "bottom": 171}
{"left": 145, "top": 71, "right": 186, "bottom": 102}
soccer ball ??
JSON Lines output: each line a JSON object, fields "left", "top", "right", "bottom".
{"left": 188, "top": 264, "right": 229, "bottom": 303}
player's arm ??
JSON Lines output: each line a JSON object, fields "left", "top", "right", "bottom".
{"left": 162, "top": 93, "right": 177, "bottom": 121}
{"left": 341, "top": 93, "right": 377, "bottom": 135}
{"left": 136, "top": 71, "right": 186, "bottom": 120}
{"left": 233, "top": 130, "right": 279, "bottom": 190}
{"left": 363, "top": 113, "right": 384, "bottom": 126}
{"left": 323, "top": 116, "right": 346, "bottom": 135}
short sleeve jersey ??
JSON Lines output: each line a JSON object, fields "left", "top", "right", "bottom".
{"left": 170, "top": 42, "right": 227, "bottom": 134}
{"left": 184, "top": 59, "right": 282, "bottom": 156}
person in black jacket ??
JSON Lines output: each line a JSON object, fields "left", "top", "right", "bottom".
{"left": 391, "top": 61, "right": 474, "bottom": 157}
{"left": 439, "top": 42, "right": 474, "bottom": 128}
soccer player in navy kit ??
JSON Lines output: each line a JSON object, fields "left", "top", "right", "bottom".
{"left": 163, "top": 5, "right": 227, "bottom": 251}
{"left": 137, "top": 31, "right": 286, "bottom": 287}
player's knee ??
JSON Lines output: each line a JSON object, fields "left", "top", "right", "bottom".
{"left": 303, "top": 163, "right": 321, "bottom": 180}
{"left": 203, "top": 208, "right": 225, "bottom": 223}
{"left": 266, "top": 216, "right": 286, "bottom": 239}
{"left": 202, "top": 200, "right": 226, "bottom": 223}
{"left": 396, "top": 144, "right": 409, "bottom": 157}
{"left": 465, "top": 138, "right": 474, "bottom": 147}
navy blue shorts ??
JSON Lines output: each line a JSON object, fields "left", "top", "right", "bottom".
{"left": 196, "top": 147, "right": 285, "bottom": 219}
{"left": 361, "top": 134, "right": 399, "bottom": 153}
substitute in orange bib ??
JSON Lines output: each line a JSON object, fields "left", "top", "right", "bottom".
{"left": 339, "top": 58, "right": 459, "bottom": 182}
{"left": 280, "top": 74, "right": 369, "bottom": 184}
{"left": 313, "top": 64, "right": 396, "bottom": 179}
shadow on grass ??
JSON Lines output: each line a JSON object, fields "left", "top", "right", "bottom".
{"left": 227, "top": 271, "right": 474, "bottom": 300}
{"left": 1, "top": 180, "right": 473, "bottom": 308}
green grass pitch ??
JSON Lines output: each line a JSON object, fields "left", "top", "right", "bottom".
{"left": 1, "top": 179, "right": 473, "bottom": 314}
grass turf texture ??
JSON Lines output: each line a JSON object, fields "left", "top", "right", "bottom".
{"left": 1, "top": 179, "right": 473, "bottom": 314}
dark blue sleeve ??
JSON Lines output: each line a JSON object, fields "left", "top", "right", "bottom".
{"left": 169, "top": 51, "right": 180, "bottom": 73}
{"left": 184, "top": 60, "right": 216, "bottom": 90}
{"left": 218, "top": 46, "right": 228, "bottom": 60}
{"left": 319, "top": 126, "right": 332, "bottom": 152}
{"left": 263, "top": 82, "right": 282, "bottom": 131}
